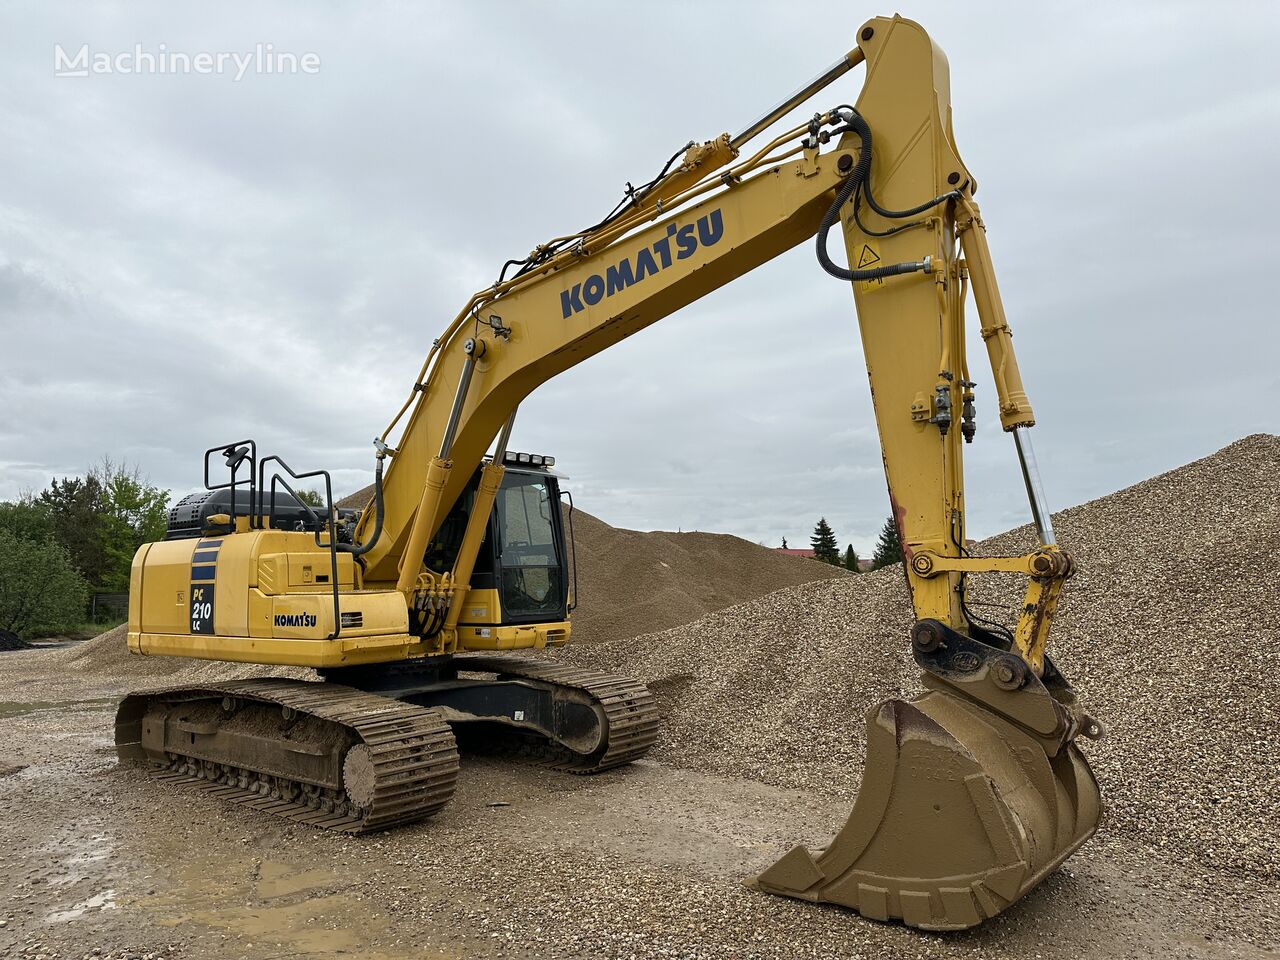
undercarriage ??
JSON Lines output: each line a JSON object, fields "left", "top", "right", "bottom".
{"left": 116, "top": 654, "right": 659, "bottom": 832}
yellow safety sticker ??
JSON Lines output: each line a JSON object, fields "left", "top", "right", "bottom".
{"left": 855, "top": 241, "right": 889, "bottom": 295}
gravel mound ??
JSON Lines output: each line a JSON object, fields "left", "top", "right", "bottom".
{"left": 566, "top": 508, "right": 847, "bottom": 643}
{"left": 336, "top": 486, "right": 375, "bottom": 510}
{"left": 0, "top": 629, "right": 34, "bottom": 651}
{"left": 57, "top": 624, "right": 310, "bottom": 683}
{"left": 339, "top": 482, "right": 846, "bottom": 642}
{"left": 560, "top": 434, "right": 1280, "bottom": 883}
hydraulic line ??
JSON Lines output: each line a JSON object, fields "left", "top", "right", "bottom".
{"left": 346, "top": 453, "right": 385, "bottom": 557}
{"left": 841, "top": 109, "right": 959, "bottom": 220}
{"left": 852, "top": 188, "right": 927, "bottom": 238}
{"left": 816, "top": 170, "right": 933, "bottom": 281}
{"left": 498, "top": 140, "right": 697, "bottom": 284}
{"left": 815, "top": 108, "right": 958, "bottom": 282}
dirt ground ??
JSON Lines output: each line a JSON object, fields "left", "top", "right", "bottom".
{"left": 1, "top": 649, "right": 1274, "bottom": 960}
{"left": 6, "top": 437, "right": 1278, "bottom": 959}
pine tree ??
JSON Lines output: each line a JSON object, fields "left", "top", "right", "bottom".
{"left": 843, "top": 544, "right": 861, "bottom": 572}
{"left": 810, "top": 517, "right": 840, "bottom": 564}
{"left": 871, "top": 515, "right": 903, "bottom": 569}
{"left": 781, "top": 536, "right": 788, "bottom": 549}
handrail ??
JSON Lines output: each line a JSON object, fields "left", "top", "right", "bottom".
{"left": 561, "top": 488, "right": 578, "bottom": 613}
{"left": 202, "top": 439, "right": 257, "bottom": 529}
{"left": 257, "top": 454, "right": 343, "bottom": 641}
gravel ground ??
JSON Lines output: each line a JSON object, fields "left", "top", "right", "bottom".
{"left": 560, "top": 434, "right": 1280, "bottom": 945}
{"left": 1, "top": 435, "right": 1275, "bottom": 957}
{"left": 0, "top": 681, "right": 1271, "bottom": 960}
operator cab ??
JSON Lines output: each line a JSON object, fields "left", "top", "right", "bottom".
{"left": 424, "top": 452, "right": 575, "bottom": 631}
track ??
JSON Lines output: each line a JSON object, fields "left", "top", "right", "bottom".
{"left": 115, "top": 658, "right": 655, "bottom": 833}
{"left": 457, "top": 654, "right": 660, "bottom": 772}
{"left": 116, "top": 679, "right": 459, "bottom": 833}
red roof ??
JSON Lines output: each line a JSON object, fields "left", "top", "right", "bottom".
{"left": 776, "top": 547, "right": 817, "bottom": 557}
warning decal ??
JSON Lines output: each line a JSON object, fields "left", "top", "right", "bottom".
{"left": 856, "top": 241, "right": 888, "bottom": 294}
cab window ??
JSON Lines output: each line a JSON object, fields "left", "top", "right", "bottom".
{"left": 495, "top": 476, "right": 563, "bottom": 617}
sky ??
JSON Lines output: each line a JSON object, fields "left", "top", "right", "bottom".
{"left": 1, "top": 1, "right": 1277, "bottom": 555}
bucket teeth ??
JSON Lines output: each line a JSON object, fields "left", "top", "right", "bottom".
{"left": 753, "top": 690, "right": 1100, "bottom": 931}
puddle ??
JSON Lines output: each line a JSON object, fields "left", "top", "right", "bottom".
{"left": 46, "top": 888, "right": 118, "bottom": 923}
{"left": 0, "top": 700, "right": 61, "bottom": 718}
{"left": 258, "top": 859, "right": 340, "bottom": 899}
{"left": 157, "top": 893, "right": 370, "bottom": 953}
{"left": 133, "top": 850, "right": 414, "bottom": 957}
{"left": 0, "top": 696, "right": 116, "bottom": 719}
{"left": 46, "top": 833, "right": 115, "bottom": 886}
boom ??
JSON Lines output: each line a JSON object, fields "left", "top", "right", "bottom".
{"left": 356, "top": 16, "right": 1055, "bottom": 669}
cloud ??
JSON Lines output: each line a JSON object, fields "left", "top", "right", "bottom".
{"left": 1, "top": 1, "right": 1276, "bottom": 555}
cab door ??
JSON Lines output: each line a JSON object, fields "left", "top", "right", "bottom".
{"left": 493, "top": 472, "right": 568, "bottom": 624}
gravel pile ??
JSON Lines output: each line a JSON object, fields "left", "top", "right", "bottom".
{"left": 561, "top": 434, "right": 1280, "bottom": 884}
{"left": 0, "top": 629, "right": 34, "bottom": 651}
{"left": 335, "top": 484, "right": 377, "bottom": 510}
{"left": 565, "top": 508, "right": 846, "bottom": 643}
{"left": 342, "top": 479, "right": 847, "bottom": 643}
{"left": 57, "top": 624, "right": 310, "bottom": 684}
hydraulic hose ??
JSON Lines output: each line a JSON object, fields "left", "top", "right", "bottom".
{"left": 815, "top": 108, "right": 957, "bottom": 283}
{"left": 842, "top": 110, "right": 960, "bottom": 220}
{"left": 346, "top": 453, "right": 385, "bottom": 557}
{"left": 816, "top": 171, "right": 932, "bottom": 281}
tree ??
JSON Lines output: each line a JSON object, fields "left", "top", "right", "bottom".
{"left": 871, "top": 515, "right": 903, "bottom": 569}
{"left": 780, "top": 536, "right": 788, "bottom": 549}
{"left": 0, "top": 529, "right": 89, "bottom": 638}
{"left": 32, "top": 460, "right": 170, "bottom": 593}
{"left": 0, "top": 495, "right": 56, "bottom": 544}
{"left": 38, "top": 475, "right": 106, "bottom": 587}
{"left": 843, "top": 544, "right": 861, "bottom": 572}
{"left": 294, "top": 488, "right": 325, "bottom": 509}
{"left": 94, "top": 458, "right": 170, "bottom": 592}
{"left": 810, "top": 517, "right": 840, "bottom": 564}
{"left": 95, "top": 458, "right": 169, "bottom": 544}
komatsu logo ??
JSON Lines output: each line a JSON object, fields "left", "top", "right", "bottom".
{"left": 274, "top": 613, "right": 317, "bottom": 628}
{"left": 560, "top": 209, "right": 725, "bottom": 319}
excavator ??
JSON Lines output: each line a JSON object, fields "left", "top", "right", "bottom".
{"left": 116, "top": 15, "right": 1101, "bottom": 931}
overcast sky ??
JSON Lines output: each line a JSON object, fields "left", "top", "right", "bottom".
{"left": 1, "top": 2, "right": 1276, "bottom": 554}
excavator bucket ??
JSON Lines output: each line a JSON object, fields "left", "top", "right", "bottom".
{"left": 754, "top": 685, "right": 1100, "bottom": 930}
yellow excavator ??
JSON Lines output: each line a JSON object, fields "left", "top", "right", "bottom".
{"left": 116, "top": 15, "right": 1101, "bottom": 931}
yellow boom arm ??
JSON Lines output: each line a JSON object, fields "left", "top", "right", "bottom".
{"left": 356, "top": 16, "right": 1059, "bottom": 674}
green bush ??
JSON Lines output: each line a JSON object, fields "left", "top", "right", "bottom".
{"left": 0, "top": 528, "right": 90, "bottom": 638}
